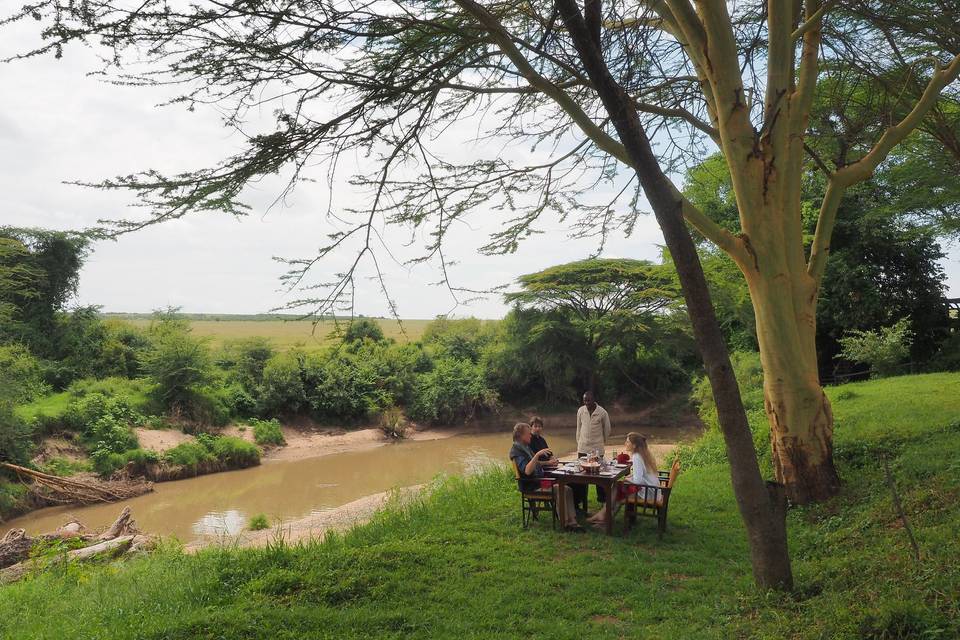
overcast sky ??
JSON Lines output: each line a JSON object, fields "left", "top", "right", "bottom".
{"left": 2, "top": 20, "right": 958, "bottom": 319}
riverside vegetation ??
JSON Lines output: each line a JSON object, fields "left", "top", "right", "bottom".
{"left": 0, "top": 372, "right": 957, "bottom": 639}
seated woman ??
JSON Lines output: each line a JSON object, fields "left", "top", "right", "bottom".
{"left": 509, "top": 422, "right": 583, "bottom": 532}
{"left": 528, "top": 416, "right": 558, "bottom": 467}
{"left": 586, "top": 432, "right": 659, "bottom": 529}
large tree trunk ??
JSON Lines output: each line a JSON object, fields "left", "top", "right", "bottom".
{"left": 747, "top": 273, "right": 840, "bottom": 503}
{"left": 555, "top": 0, "right": 793, "bottom": 590}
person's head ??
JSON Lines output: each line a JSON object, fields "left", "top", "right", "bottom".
{"left": 625, "top": 432, "right": 657, "bottom": 471}
{"left": 583, "top": 390, "right": 596, "bottom": 411}
{"left": 529, "top": 416, "right": 544, "bottom": 435}
{"left": 512, "top": 422, "right": 532, "bottom": 445}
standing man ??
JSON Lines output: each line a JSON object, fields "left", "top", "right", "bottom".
{"left": 576, "top": 390, "right": 612, "bottom": 507}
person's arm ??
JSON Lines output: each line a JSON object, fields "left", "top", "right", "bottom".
{"left": 575, "top": 408, "right": 582, "bottom": 448}
{"left": 602, "top": 409, "right": 611, "bottom": 441}
{"left": 631, "top": 454, "right": 645, "bottom": 484}
{"left": 523, "top": 449, "right": 551, "bottom": 476}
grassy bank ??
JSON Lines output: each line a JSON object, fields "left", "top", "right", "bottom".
{"left": 1, "top": 373, "right": 959, "bottom": 639}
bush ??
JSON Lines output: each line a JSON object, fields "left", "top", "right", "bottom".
{"left": 838, "top": 318, "right": 914, "bottom": 378}
{"left": 258, "top": 351, "right": 308, "bottom": 416}
{"left": 163, "top": 441, "right": 216, "bottom": 469}
{"left": 208, "top": 436, "right": 260, "bottom": 468}
{"left": 0, "top": 406, "right": 34, "bottom": 465}
{"left": 0, "top": 344, "right": 48, "bottom": 403}
{"left": 379, "top": 407, "right": 409, "bottom": 439}
{"left": 681, "top": 350, "right": 769, "bottom": 471}
{"left": 408, "top": 357, "right": 499, "bottom": 425}
{"left": 250, "top": 418, "right": 285, "bottom": 446}
{"left": 341, "top": 318, "right": 386, "bottom": 345}
{"left": 248, "top": 513, "right": 270, "bottom": 531}
{"left": 91, "top": 447, "right": 159, "bottom": 477}
{"left": 306, "top": 352, "right": 392, "bottom": 422}
{"left": 142, "top": 312, "right": 216, "bottom": 418}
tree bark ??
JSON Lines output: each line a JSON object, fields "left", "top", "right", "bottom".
{"left": 742, "top": 252, "right": 841, "bottom": 504}
{"left": 555, "top": 0, "right": 793, "bottom": 590}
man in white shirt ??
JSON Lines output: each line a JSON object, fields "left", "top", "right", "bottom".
{"left": 575, "top": 390, "right": 612, "bottom": 508}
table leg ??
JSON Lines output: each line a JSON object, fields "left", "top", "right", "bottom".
{"left": 557, "top": 478, "right": 567, "bottom": 529}
{"left": 604, "top": 481, "right": 614, "bottom": 535}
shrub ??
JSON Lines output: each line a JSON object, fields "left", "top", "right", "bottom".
{"left": 218, "top": 337, "right": 276, "bottom": 391}
{"left": 839, "top": 318, "right": 914, "bottom": 378}
{"left": 248, "top": 514, "right": 270, "bottom": 531}
{"left": 163, "top": 441, "right": 215, "bottom": 468}
{"left": 379, "top": 407, "right": 409, "bottom": 439}
{"left": 0, "top": 344, "right": 48, "bottom": 403}
{"left": 91, "top": 447, "right": 159, "bottom": 477}
{"left": 40, "top": 456, "right": 91, "bottom": 477}
{"left": 0, "top": 406, "right": 33, "bottom": 465}
{"left": 341, "top": 318, "right": 386, "bottom": 345}
{"left": 258, "top": 351, "right": 307, "bottom": 416}
{"left": 142, "top": 312, "right": 215, "bottom": 417}
{"left": 209, "top": 436, "right": 260, "bottom": 468}
{"left": 408, "top": 357, "right": 499, "bottom": 425}
{"left": 250, "top": 418, "right": 285, "bottom": 446}
{"left": 0, "top": 481, "right": 29, "bottom": 520}
{"left": 305, "top": 352, "right": 392, "bottom": 422}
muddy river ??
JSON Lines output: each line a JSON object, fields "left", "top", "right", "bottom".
{"left": 4, "top": 424, "right": 695, "bottom": 544}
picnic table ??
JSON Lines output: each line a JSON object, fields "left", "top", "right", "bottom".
{"left": 545, "top": 461, "right": 630, "bottom": 535}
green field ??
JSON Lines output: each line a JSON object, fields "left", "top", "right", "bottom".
{"left": 2, "top": 372, "right": 958, "bottom": 639}
{"left": 106, "top": 314, "right": 435, "bottom": 349}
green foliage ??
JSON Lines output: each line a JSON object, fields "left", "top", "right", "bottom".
{"left": 306, "top": 352, "right": 391, "bottom": 422}
{"left": 422, "top": 317, "right": 498, "bottom": 362}
{"left": 680, "top": 351, "right": 768, "bottom": 471}
{"left": 142, "top": 311, "right": 218, "bottom": 423}
{"left": 162, "top": 441, "right": 215, "bottom": 469}
{"left": 217, "top": 337, "right": 275, "bottom": 392}
{"left": 0, "top": 227, "right": 90, "bottom": 358}
{"left": 207, "top": 436, "right": 259, "bottom": 468}
{"left": 258, "top": 351, "right": 308, "bottom": 416}
{"left": 340, "top": 318, "right": 386, "bottom": 345}
{"left": 39, "top": 456, "right": 91, "bottom": 477}
{"left": 0, "top": 405, "right": 33, "bottom": 465}
{"left": 0, "top": 480, "right": 29, "bottom": 519}
{"left": 247, "top": 514, "right": 270, "bottom": 531}
{"left": 91, "top": 447, "right": 158, "bottom": 478}
{"left": 409, "top": 357, "right": 498, "bottom": 425}
{"left": 250, "top": 418, "right": 285, "bottom": 446}
{"left": 839, "top": 318, "right": 914, "bottom": 378}
{"left": 0, "top": 344, "right": 48, "bottom": 403}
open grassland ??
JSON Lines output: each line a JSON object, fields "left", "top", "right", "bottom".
{"left": 1, "top": 372, "right": 958, "bottom": 639}
{"left": 108, "top": 314, "right": 435, "bottom": 349}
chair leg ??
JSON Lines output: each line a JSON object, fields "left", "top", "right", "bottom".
{"left": 657, "top": 512, "right": 666, "bottom": 539}
{"left": 521, "top": 497, "right": 529, "bottom": 529}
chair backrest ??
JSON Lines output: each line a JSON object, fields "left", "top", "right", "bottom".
{"left": 667, "top": 459, "right": 681, "bottom": 488}
{"left": 510, "top": 458, "right": 521, "bottom": 480}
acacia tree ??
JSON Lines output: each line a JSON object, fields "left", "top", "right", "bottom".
{"left": 7, "top": 0, "right": 960, "bottom": 587}
{"left": 505, "top": 258, "right": 679, "bottom": 387}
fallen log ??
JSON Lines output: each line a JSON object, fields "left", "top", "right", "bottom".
{"left": 0, "top": 535, "right": 135, "bottom": 584}
{"left": 97, "top": 507, "right": 137, "bottom": 541}
{"left": 0, "top": 529, "right": 32, "bottom": 569}
{"left": 1, "top": 462, "right": 153, "bottom": 505}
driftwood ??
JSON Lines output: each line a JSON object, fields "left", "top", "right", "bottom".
{"left": 0, "top": 535, "right": 137, "bottom": 584}
{"left": 0, "top": 508, "right": 157, "bottom": 583}
{"left": 0, "top": 529, "right": 32, "bottom": 569}
{"left": 0, "top": 462, "right": 153, "bottom": 505}
{"left": 97, "top": 507, "right": 137, "bottom": 541}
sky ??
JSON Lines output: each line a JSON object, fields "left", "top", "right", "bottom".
{"left": 2, "top": 19, "right": 958, "bottom": 320}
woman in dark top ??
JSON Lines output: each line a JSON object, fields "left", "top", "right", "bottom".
{"left": 528, "top": 416, "right": 555, "bottom": 465}
{"left": 509, "top": 422, "right": 582, "bottom": 531}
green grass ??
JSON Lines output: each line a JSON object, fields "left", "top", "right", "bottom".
{"left": 113, "top": 315, "right": 435, "bottom": 350}
{"left": 1, "top": 372, "right": 959, "bottom": 639}
{"left": 250, "top": 418, "right": 286, "bottom": 447}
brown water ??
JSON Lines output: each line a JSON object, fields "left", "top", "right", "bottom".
{"left": 3, "top": 424, "right": 693, "bottom": 543}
